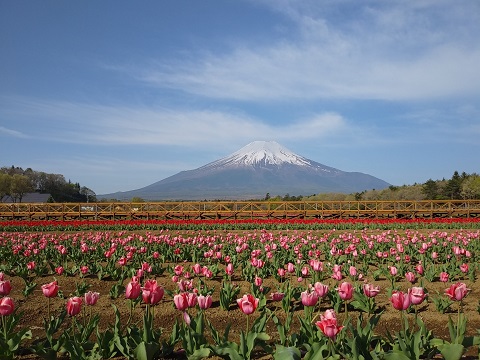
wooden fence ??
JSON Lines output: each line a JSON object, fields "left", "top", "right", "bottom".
{"left": 1, "top": 200, "right": 480, "bottom": 221}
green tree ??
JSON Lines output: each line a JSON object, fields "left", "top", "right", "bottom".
{"left": 422, "top": 179, "right": 439, "bottom": 200}
{"left": 443, "top": 171, "right": 463, "bottom": 199}
{"left": 0, "top": 173, "right": 12, "bottom": 201}
{"left": 461, "top": 174, "right": 480, "bottom": 199}
{"left": 10, "top": 174, "right": 34, "bottom": 202}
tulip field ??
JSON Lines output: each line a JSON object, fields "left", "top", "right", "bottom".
{"left": 0, "top": 218, "right": 479, "bottom": 359}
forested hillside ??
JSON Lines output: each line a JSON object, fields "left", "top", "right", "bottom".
{"left": 0, "top": 166, "right": 95, "bottom": 203}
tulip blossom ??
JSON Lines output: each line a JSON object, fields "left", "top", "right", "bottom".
{"left": 125, "top": 279, "right": 141, "bottom": 300}
{"left": 321, "top": 309, "right": 337, "bottom": 321}
{"left": 0, "top": 280, "right": 12, "bottom": 296}
{"left": 315, "top": 310, "right": 343, "bottom": 340}
{"left": 270, "top": 292, "right": 285, "bottom": 302}
{"left": 439, "top": 272, "right": 449, "bottom": 283}
{"left": 0, "top": 297, "right": 15, "bottom": 316}
{"left": 445, "top": 282, "right": 470, "bottom": 301}
{"left": 186, "top": 292, "right": 198, "bottom": 308}
{"left": 363, "top": 283, "right": 380, "bottom": 298}
{"left": 409, "top": 287, "right": 427, "bottom": 305}
{"left": 286, "top": 262, "right": 295, "bottom": 273}
{"left": 197, "top": 294, "right": 213, "bottom": 310}
{"left": 459, "top": 263, "right": 469, "bottom": 273}
{"left": 313, "top": 282, "right": 329, "bottom": 298}
{"left": 141, "top": 279, "right": 164, "bottom": 305}
{"left": 174, "top": 293, "right": 189, "bottom": 311}
{"left": 84, "top": 291, "right": 100, "bottom": 306}
{"left": 66, "top": 296, "right": 83, "bottom": 316}
{"left": 55, "top": 266, "right": 64, "bottom": 275}
{"left": 389, "top": 266, "right": 398, "bottom": 276}
{"left": 41, "top": 281, "right": 59, "bottom": 298}
{"left": 405, "top": 272, "right": 416, "bottom": 283}
{"left": 390, "top": 290, "right": 411, "bottom": 311}
{"left": 237, "top": 294, "right": 259, "bottom": 315}
{"left": 337, "top": 282, "right": 354, "bottom": 301}
{"left": 300, "top": 289, "right": 318, "bottom": 307}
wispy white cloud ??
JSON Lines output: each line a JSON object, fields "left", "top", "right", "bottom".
{"left": 0, "top": 126, "right": 29, "bottom": 138}
{"left": 131, "top": 0, "right": 480, "bottom": 102}
{"left": 0, "top": 97, "right": 348, "bottom": 147}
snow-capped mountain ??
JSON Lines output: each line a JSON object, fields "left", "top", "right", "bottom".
{"left": 207, "top": 141, "right": 314, "bottom": 168}
{"left": 100, "top": 141, "right": 390, "bottom": 200}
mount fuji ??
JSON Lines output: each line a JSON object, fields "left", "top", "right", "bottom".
{"left": 100, "top": 141, "right": 390, "bottom": 200}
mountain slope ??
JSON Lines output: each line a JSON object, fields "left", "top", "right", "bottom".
{"left": 100, "top": 141, "right": 390, "bottom": 200}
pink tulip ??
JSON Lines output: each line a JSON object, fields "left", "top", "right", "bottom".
{"left": 390, "top": 290, "right": 411, "bottom": 311}
{"left": 141, "top": 279, "right": 164, "bottom": 305}
{"left": 237, "top": 294, "right": 259, "bottom": 315}
{"left": 254, "top": 276, "right": 263, "bottom": 287}
{"left": 125, "top": 279, "right": 141, "bottom": 300}
{"left": 349, "top": 266, "right": 357, "bottom": 277}
{"left": 55, "top": 266, "right": 64, "bottom": 275}
{"left": 84, "top": 291, "right": 100, "bottom": 306}
{"left": 321, "top": 309, "right": 337, "bottom": 321}
{"left": 363, "top": 283, "right": 380, "bottom": 298}
{"left": 0, "top": 297, "right": 15, "bottom": 316}
{"left": 277, "top": 268, "right": 286, "bottom": 277}
{"left": 301, "top": 266, "right": 309, "bottom": 277}
{"left": 27, "top": 261, "right": 35, "bottom": 270}
{"left": 66, "top": 296, "right": 82, "bottom": 316}
{"left": 409, "top": 287, "right": 427, "bottom": 305}
{"left": 337, "top": 282, "right": 354, "bottom": 301}
{"left": 197, "top": 294, "right": 213, "bottom": 310}
{"left": 174, "top": 293, "right": 189, "bottom": 311}
{"left": 445, "top": 282, "right": 470, "bottom": 301}
{"left": 0, "top": 280, "right": 12, "bottom": 296}
{"left": 439, "top": 272, "right": 449, "bottom": 283}
{"left": 41, "top": 281, "right": 59, "bottom": 298}
{"left": 460, "top": 263, "right": 469, "bottom": 273}
{"left": 270, "top": 292, "right": 285, "bottom": 302}
{"left": 313, "top": 282, "right": 329, "bottom": 298}
{"left": 405, "top": 272, "right": 416, "bottom": 283}
{"left": 192, "top": 263, "right": 202, "bottom": 275}
{"left": 300, "top": 289, "right": 318, "bottom": 307}
{"left": 186, "top": 292, "right": 197, "bottom": 308}
{"left": 286, "top": 262, "right": 295, "bottom": 273}
{"left": 415, "top": 264, "right": 424, "bottom": 275}
{"left": 225, "top": 263, "right": 234, "bottom": 276}
{"left": 389, "top": 266, "right": 398, "bottom": 276}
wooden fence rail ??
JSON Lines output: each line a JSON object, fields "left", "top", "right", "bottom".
{"left": 1, "top": 200, "right": 480, "bottom": 221}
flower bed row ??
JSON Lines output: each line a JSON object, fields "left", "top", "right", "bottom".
{"left": 1, "top": 217, "right": 480, "bottom": 232}
{"left": 0, "top": 227, "right": 479, "bottom": 359}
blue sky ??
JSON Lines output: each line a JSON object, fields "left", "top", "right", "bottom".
{"left": 1, "top": 0, "right": 479, "bottom": 195}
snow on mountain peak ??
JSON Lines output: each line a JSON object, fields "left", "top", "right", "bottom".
{"left": 218, "top": 141, "right": 312, "bottom": 167}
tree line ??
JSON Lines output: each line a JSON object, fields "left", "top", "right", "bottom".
{"left": 0, "top": 166, "right": 96, "bottom": 203}
{"left": 303, "top": 171, "right": 480, "bottom": 202}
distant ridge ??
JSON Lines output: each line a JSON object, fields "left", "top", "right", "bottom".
{"left": 100, "top": 141, "right": 390, "bottom": 200}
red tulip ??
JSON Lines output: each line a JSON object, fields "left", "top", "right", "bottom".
{"left": 445, "top": 282, "right": 470, "bottom": 301}
{"left": 390, "top": 290, "right": 411, "bottom": 310}
{"left": 84, "top": 291, "right": 100, "bottom": 306}
{"left": 41, "top": 281, "right": 59, "bottom": 298}
{"left": 409, "top": 287, "right": 427, "bottom": 305}
{"left": 0, "top": 297, "right": 14, "bottom": 316}
{"left": 315, "top": 310, "right": 343, "bottom": 339}
{"left": 337, "top": 281, "right": 354, "bottom": 301}
{"left": 0, "top": 280, "right": 12, "bottom": 296}
{"left": 237, "top": 294, "right": 259, "bottom": 315}
{"left": 66, "top": 296, "right": 82, "bottom": 316}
